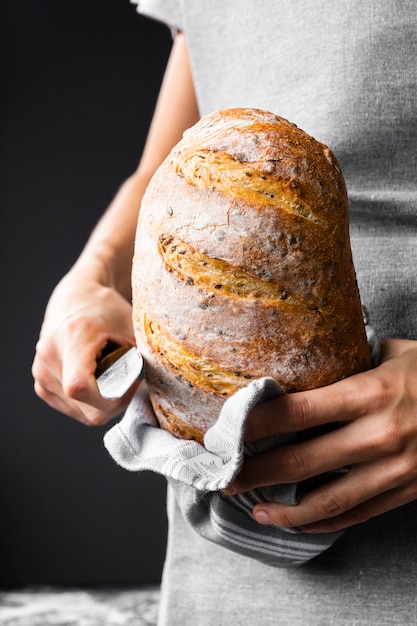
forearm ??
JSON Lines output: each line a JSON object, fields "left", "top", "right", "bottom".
{"left": 73, "top": 171, "right": 150, "bottom": 300}
{"left": 32, "top": 32, "right": 199, "bottom": 424}
{"left": 71, "top": 32, "right": 199, "bottom": 300}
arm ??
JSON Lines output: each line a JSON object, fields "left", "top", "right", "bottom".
{"left": 32, "top": 32, "right": 200, "bottom": 426}
{"left": 225, "top": 338, "right": 417, "bottom": 530}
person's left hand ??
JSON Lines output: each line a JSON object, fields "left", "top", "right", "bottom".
{"left": 223, "top": 338, "right": 417, "bottom": 532}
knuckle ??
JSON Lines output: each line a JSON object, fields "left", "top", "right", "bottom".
{"left": 373, "top": 416, "right": 409, "bottom": 455}
{"left": 33, "top": 380, "right": 49, "bottom": 401}
{"left": 31, "top": 357, "right": 41, "bottom": 381}
{"left": 83, "top": 403, "right": 124, "bottom": 427}
{"left": 366, "top": 372, "right": 394, "bottom": 412}
{"left": 32, "top": 351, "right": 49, "bottom": 383}
{"left": 393, "top": 453, "right": 417, "bottom": 482}
{"left": 316, "top": 492, "right": 346, "bottom": 518}
{"left": 279, "top": 446, "right": 310, "bottom": 481}
{"left": 84, "top": 413, "right": 106, "bottom": 427}
{"left": 63, "top": 377, "right": 89, "bottom": 401}
{"left": 63, "top": 314, "right": 104, "bottom": 344}
{"left": 62, "top": 315, "right": 89, "bottom": 339}
{"left": 287, "top": 393, "right": 316, "bottom": 430}
{"left": 33, "top": 341, "right": 51, "bottom": 369}
{"left": 383, "top": 420, "right": 407, "bottom": 454}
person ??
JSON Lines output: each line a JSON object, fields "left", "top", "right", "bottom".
{"left": 32, "top": 0, "right": 417, "bottom": 623}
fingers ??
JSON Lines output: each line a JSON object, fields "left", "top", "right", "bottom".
{"left": 32, "top": 280, "right": 138, "bottom": 425}
{"left": 251, "top": 459, "right": 417, "bottom": 532}
{"left": 60, "top": 322, "right": 108, "bottom": 405}
{"left": 34, "top": 365, "right": 135, "bottom": 426}
{"left": 228, "top": 415, "right": 382, "bottom": 494}
{"left": 245, "top": 339, "right": 417, "bottom": 443}
{"left": 245, "top": 368, "right": 388, "bottom": 442}
{"left": 228, "top": 423, "right": 359, "bottom": 493}
{"left": 229, "top": 385, "right": 417, "bottom": 495}
{"left": 239, "top": 409, "right": 417, "bottom": 531}
{"left": 298, "top": 480, "right": 417, "bottom": 533}
{"left": 33, "top": 344, "right": 134, "bottom": 425}
{"left": 32, "top": 315, "right": 136, "bottom": 425}
{"left": 235, "top": 339, "right": 417, "bottom": 530}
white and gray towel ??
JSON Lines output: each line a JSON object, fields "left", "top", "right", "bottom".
{"left": 104, "top": 377, "right": 345, "bottom": 568}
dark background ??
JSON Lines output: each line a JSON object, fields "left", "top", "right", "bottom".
{"left": 1, "top": 0, "right": 172, "bottom": 586}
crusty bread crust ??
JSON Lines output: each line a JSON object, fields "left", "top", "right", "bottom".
{"left": 132, "top": 108, "right": 371, "bottom": 444}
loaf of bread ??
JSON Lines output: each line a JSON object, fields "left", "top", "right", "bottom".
{"left": 132, "top": 108, "right": 371, "bottom": 444}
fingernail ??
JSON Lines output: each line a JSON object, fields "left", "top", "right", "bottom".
{"left": 254, "top": 509, "right": 272, "bottom": 525}
{"left": 222, "top": 486, "right": 237, "bottom": 496}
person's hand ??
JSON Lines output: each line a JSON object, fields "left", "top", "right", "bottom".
{"left": 224, "top": 338, "right": 417, "bottom": 532}
{"left": 32, "top": 264, "right": 137, "bottom": 426}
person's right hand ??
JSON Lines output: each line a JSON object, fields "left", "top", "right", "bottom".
{"left": 32, "top": 264, "right": 137, "bottom": 426}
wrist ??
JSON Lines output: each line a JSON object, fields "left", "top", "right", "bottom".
{"left": 73, "top": 245, "right": 132, "bottom": 299}
{"left": 72, "top": 173, "right": 151, "bottom": 299}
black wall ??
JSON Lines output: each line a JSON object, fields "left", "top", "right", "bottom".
{"left": 1, "top": 0, "right": 172, "bottom": 586}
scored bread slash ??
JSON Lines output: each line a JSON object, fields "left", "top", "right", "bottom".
{"left": 96, "top": 346, "right": 143, "bottom": 400}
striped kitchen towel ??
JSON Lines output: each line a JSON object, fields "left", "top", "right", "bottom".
{"left": 104, "top": 377, "right": 344, "bottom": 568}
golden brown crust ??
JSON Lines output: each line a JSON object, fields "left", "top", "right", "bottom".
{"left": 175, "top": 148, "right": 326, "bottom": 226}
{"left": 132, "top": 108, "right": 371, "bottom": 442}
{"left": 144, "top": 313, "right": 257, "bottom": 395}
{"left": 148, "top": 396, "right": 206, "bottom": 443}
